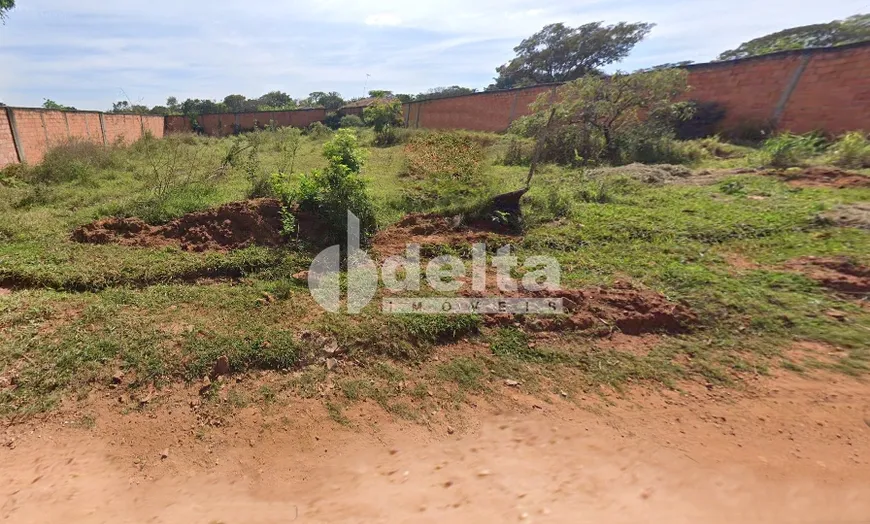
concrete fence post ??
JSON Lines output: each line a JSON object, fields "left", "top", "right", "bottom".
{"left": 98, "top": 113, "right": 108, "bottom": 145}
{"left": 771, "top": 54, "right": 811, "bottom": 128}
{"left": 63, "top": 112, "right": 71, "bottom": 138}
{"left": 39, "top": 112, "right": 50, "bottom": 146}
{"left": 508, "top": 91, "right": 520, "bottom": 126}
{"left": 6, "top": 107, "right": 25, "bottom": 163}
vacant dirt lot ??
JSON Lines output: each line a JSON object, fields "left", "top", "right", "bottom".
{"left": 2, "top": 367, "right": 868, "bottom": 523}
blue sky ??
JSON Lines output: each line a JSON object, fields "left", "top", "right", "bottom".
{"left": 0, "top": 0, "right": 867, "bottom": 110}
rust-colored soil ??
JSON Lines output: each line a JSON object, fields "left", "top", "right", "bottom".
{"left": 72, "top": 199, "right": 325, "bottom": 252}
{"left": 784, "top": 256, "right": 870, "bottom": 294}
{"left": 372, "top": 213, "right": 516, "bottom": 259}
{"left": 2, "top": 366, "right": 869, "bottom": 523}
{"left": 772, "top": 166, "right": 870, "bottom": 189}
{"left": 485, "top": 282, "right": 697, "bottom": 336}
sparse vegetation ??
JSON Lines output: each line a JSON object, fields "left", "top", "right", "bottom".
{"left": 0, "top": 118, "right": 869, "bottom": 421}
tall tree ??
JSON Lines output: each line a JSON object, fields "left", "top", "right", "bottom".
{"left": 223, "top": 94, "right": 248, "bottom": 113}
{"left": 166, "top": 97, "right": 180, "bottom": 114}
{"left": 308, "top": 91, "right": 345, "bottom": 110}
{"left": 42, "top": 99, "right": 77, "bottom": 111}
{"left": 0, "top": 0, "right": 15, "bottom": 22}
{"left": 718, "top": 14, "right": 870, "bottom": 60}
{"left": 489, "top": 21, "right": 654, "bottom": 90}
{"left": 257, "top": 91, "right": 295, "bottom": 109}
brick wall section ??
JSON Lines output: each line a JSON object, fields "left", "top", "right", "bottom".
{"left": 64, "top": 112, "right": 104, "bottom": 143}
{"left": 165, "top": 115, "right": 191, "bottom": 133}
{"left": 141, "top": 114, "right": 165, "bottom": 138}
{"left": 0, "top": 110, "right": 19, "bottom": 169}
{"left": 11, "top": 109, "right": 50, "bottom": 164}
{"left": 403, "top": 42, "right": 870, "bottom": 135}
{"left": 405, "top": 85, "right": 554, "bottom": 132}
{"left": 684, "top": 54, "right": 806, "bottom": 131}
{"left": 0, "top": 109, "right": 163, "bottom": 167}
{"left": 778, "top": 44, "right": 870, "bottom": 134}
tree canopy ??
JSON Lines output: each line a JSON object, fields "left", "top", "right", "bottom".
{"left": 718, "top": 14, "right": 870, "bottom": 60}
{"left": 400, "top": 86, "right": 477, "bottom": 102}
{"left": 0, "top": 0, "right": 15, "bottom": 22}
{"left": 489, "top": 21, "right": 654, "bottom": 90}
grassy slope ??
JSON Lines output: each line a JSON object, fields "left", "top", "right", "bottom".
{"left": 0, "top": 130, "right": 868, "bottom": 417}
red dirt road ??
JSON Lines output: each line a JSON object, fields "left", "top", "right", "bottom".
{"left": 2, "top": 370, "right": 869, "bottom": 523}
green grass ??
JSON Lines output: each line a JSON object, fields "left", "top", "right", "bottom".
{"left": 0, "top": 128, "right": 869, "bottom": 418}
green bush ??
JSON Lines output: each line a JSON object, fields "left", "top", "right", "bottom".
{"left": 373, "top": 126, "right": 401, "bottom": 147}
{"left": 339, "top": 114, "right": 364, "bottom": 128}
{"left": 499, "top": 136, "right": 533, "bottom": 166}
{"left": 305, "top": 121, "right": 332, "bottom": 139}
{"left": 27, "top": 139, "right": 121, "bottom": 184}
{"left": 363, "top": 99, "right": 402, "bottom": 133}
{"left": 519, "top": 69, "right": 692, "bottom": 166}
{"left": 760, "top": 133, "right": 825, "bottom": 168}
{"left": 830, "top": 131, "right": 870, "bottom": 169}
{"left": 400, "top": 131, "right": 492, "bottom": 213}
{"left": 273, "top": 129, "right": 377, "bottom": 244}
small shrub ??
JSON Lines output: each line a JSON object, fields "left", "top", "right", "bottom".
{"left": 697, "top": 135, "right": 747, "bottom": 159}
{"left": 0, "top": 163, "right": 32, "bottom": 183}
{"left": 830, "top": 131, "right": 870, "bottom": 169}
{"left": 373, "top": 126, "right": 400, "bottom": 147}
{"left": 363, "top": 99, "right": 402, "bottom": 133}
{"left": 339, "top": 114, "right": 364, "bottom": 128}
{"left": 761, "top": 133, "right": 825, "bottom": 168}
{"left": 274, "top": 129, "right": 377, "bottom": 244}
{"left": 28, "top": 139, "right": 121, "bottom": 184}
{"left": 499, "top": 136, "right": 532, "bottom": 166}
{"left": 674, "top": 101, "right": 727, "bottom": 140}
{"left": 305, "top": 121, "right": 332, "bottom": 139}
{"left": 724, "top": 119, "right": 774, "bottom": 144}
{"left": 400, "top": 131, "right": 492, "bottom": 212}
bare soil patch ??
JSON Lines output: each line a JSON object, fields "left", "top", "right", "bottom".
{"left": 72, "top": 199, "right": 327, "bottom": 252}
{"left": 784, "top": 256, "right": 870, "bottom": 294}
{"left": 822, "top": 202, "right": 870, "bottom": 229}
{"left": 773, "top": 166, "right": 870, "bottom": 189}
{"left": 2, "top": 367, "right": 869, "bottom": 522}
{"left": 372, "top": 213, "right": 516, "bottom": 259}
{"left": 485, "top": 282, "right": 697, "bottom": 336}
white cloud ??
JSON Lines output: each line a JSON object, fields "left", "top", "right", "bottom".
{"left": 365, "top": 13, "right": 403, "bottom": 26}
{"left": 0, "top": 0, "right": 867, "bottom": 109}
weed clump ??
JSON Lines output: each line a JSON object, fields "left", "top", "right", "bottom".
{"left": 272, "top": 129, "right": 377, "bottom": 244}
{"left": 27, "top": 138, "right": 122, "bottom": 184}
{"left": 760, "top": 133, "right": 825, "bottom": 168}
{"left": 829, "top": 131, "right": 870, "bottom": 169}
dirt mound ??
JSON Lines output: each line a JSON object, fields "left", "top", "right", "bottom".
{"left": 784, "top": 256, "right": 870, "bottom": 294}
{"left": 773, "top": 167, "right": 870, "bottom": 189}
{"left": 372, "top": 213, "right": 515, "bottom": 259}
{"left": 486, "top": 282, "right": 698, "bottom": 336}
{"left": 588, "top": 163, "right": 693, "bottom": 184}
{"left": 72, "top": 199, "right": 322, "bottom": 252}
{"left": 822, "top": 203, "right": 870, "bottom": 229}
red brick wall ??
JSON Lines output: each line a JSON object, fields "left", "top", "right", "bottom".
{"left": 165, "top": 115, "right": 192, "bottom": 133}
{"left": 10, "top": 109, "right": 50, "bottom": 164}
{"left": 404, "top": 85, "right": 554, "bottom": 132}
{"left": 684, "top": 55, "right": 806, "bottom": 131}
{"left": 778, "top": 44, "right": 870, "bottom": 134}
{"left": 0, "top": 109, "right": 164, "bottom": 167}
{"left": 403, "top": 42, "right": 870, "bottom": 135}
{"left": 0, "top": 110, "right": 19, "bottom": 169}
{"left": 64, "top": 112, "right": 104, "bottom": 143}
